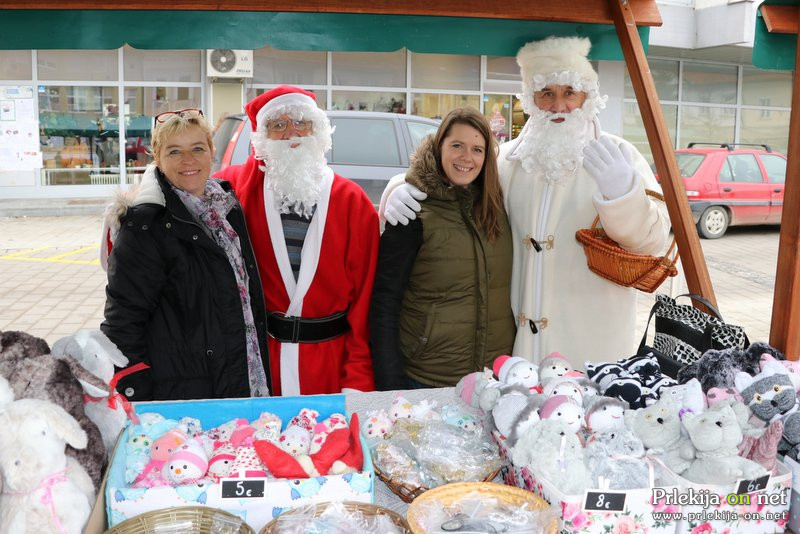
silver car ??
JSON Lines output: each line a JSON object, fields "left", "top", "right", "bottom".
{"left": 212, "top": 111, "right": 440, "bottom": 203}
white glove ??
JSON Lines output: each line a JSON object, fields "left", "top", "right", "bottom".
{"left": 582, "top": 135, "right": 638, "bottom": 200}
{"left": 383, "top": 183, "right": 427, "bottom": 226}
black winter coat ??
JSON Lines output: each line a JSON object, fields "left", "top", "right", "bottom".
{"left": 101, "top": 169, "right": 271, "bottom": 401}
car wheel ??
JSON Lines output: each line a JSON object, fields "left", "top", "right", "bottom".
{"left": 697, "top": 206, "right": 729, "bottom": 239}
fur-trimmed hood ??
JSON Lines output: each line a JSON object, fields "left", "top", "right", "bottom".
{"left": 404, "top": 136, "right": 477, "bottom": 203}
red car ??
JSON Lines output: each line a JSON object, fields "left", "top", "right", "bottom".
{"left": 673, "top": 143, "right": 786, "bottom": 238}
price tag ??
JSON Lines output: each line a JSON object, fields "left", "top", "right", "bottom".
{"left": 735, "top": 474, "right": 770, "bottom": 495}
{"left": 221, "top": 479, "right": 266, "bottom": 499}
{"left": 583, "top": 491, "right": 627, "bottom": 512}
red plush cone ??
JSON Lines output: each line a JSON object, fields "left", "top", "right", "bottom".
{"left": 253, "top": 440, "right": 312, "bottom": 479}
{"left": 309, "top": 427, "right": 351, "bottom": 475}
{"left": 329, "top": 414, "right": 363, "bottom": 475}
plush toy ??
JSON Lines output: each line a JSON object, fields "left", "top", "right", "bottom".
{"left": 493, "top": 355, "right": 540, "bottom": 392}
{"left": 681, "top": 405, "right": 768, "bottom": 484}
{"left": 0, "top": 330, "right": 109, "bottom": 490}
{"left": 539, "top": 395, "right": 584, "bottom": 435}
{"left": 761, "top": 354, "right": 800, "bottom": 392}
{"left": 124, "top": 433, "right": 152, "bottom": 484}
{"left": 277, "top": 409, "right": 318, "bottom": 456}
{"left": 206, "top": 418, "right": 249, "bottom": 447}
{"left": 51, "top": 329, "right": 134, "bottom": 455}
{"left": 491, "top": 390, "right": 541, "bottom": 438}
{"left": 361, "top": 410, "right": 393, "bottom": 440}
{"left": 705, "top": 386, "right": 743, "bottom": 406}
{"left": 228, "top": 445, "right": 268, "bottom": 478}
{"left": 542, "top": 378, "right": 583, "bottom": 405}
{"left": 132, "top": 428, "right": 187, "bottom": 488}
{"left": 440, "top": 404, "right": 479, "bottom": 432}
{"left": 176, "top": 417, "right": 203, "bottom": 438}
{"left": 511, "top": 419, "right": 590, "bottom": 495}
{"left": 568, "top": 377, "right": 601, "bottom": 408}
{"left": 538, "top": 352, "right": 573, "bottom": 384}
{"left": 678, "top": 341, "right": 783, "bottom": 393}
{"left": 584, "top": 427, "right": 649, "bottom": 490}
{"left": 660, "top": 378, "right": 706, "bottom": 423}
{"left": 389, "top": 395, "right": 414, "bottom": 421}
{"left": 166, "top": 439, "right": 209, "bottom": 485}
{"left": 585, "top": 397, "right": 628, "bottom": 437}
{"left": 0, "top": 377, "right": 95, "bottom": 534}
{"left": 251, "top": 412, "right": 282, "bottom": 442}
{"left": 206, "top": 442, "right": 236, "bottom": 482}
{"left": 585, "top": 361, "right": 627, "bottom": 390}
{"left": 735, "top": 361, "right": 797, "bottom": 424}
{"left": 455, "top": 369, "right": 500, "bottom": 413}
{"left": 310, "top": 413, "right": 348, "bottom": 454}
{"left": 625, "top": 395, "right": 693, "bottom": 474}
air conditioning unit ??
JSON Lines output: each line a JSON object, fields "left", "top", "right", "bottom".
{"left": 206, "top": 49, "right": 253, "bottom": 79}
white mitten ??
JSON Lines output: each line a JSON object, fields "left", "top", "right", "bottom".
{"left": 582, "top": 136, "right": 638, "bottom": 200}
{"left": 384, "top": 183, "right": 427, "bottom": 226}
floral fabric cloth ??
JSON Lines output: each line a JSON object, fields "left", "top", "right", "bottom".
{"left": 174, "top": 180, "right": 269, "bottom": 397}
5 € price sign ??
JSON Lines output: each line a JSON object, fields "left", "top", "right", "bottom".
{"left": 221, "top": 479, "right": 265, "bottom": 498}
{"left": 583, "top": 491, "right": 627, "bottom": 513}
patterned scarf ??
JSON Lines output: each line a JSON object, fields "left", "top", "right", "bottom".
{"left": 173, "top": 180, "right": 269, "bottom": 397}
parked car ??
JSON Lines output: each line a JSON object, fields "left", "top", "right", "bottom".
{"left": 212, "top": 111, "right": 440, "bottom": 204}
{"left": 670, "top": 143, "right": 786, "bottom": 238}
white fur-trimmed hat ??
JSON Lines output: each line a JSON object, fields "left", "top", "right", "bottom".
{"left": 516, "top": 36, "right": 598, "bottom": 91}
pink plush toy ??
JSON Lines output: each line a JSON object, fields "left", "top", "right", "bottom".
{"left": 277, "top": 408, "right": 319, "bottom": 456}
{"left": 206, "top": 442, "right": 236, "bottom": 482}
{"left": 539, "top": 395, "right": 584, "bottom": 435}
{"left": 132, "top": 428, "right": 187, "bottom": 488}
{"left": 361, "top": 410, "right": 393, "bottom": 440}
{"left": 705, "top": 386, "right": 743, "bottom": 407}
{"left": 228, "top": 445, "right": 268, "bottom": 478}
{"left": 310, "top": 413, "right": 348, "bottom": 454}
{"left": 389, "top": 395, "right": 414, "bottom": 421}
{"left": 166, "top": 439, "right": 208, "bottom": 485}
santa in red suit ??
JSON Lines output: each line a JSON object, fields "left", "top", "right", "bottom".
{"left": 216, "top": 85, "right": 378, "bottom": 396}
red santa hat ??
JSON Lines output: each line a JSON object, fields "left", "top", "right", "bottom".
{"left": 245, "top": 85, "right": 324, "bottom": 132}
{"left": 493, "top": 355, "right": 529, "bottom": 384}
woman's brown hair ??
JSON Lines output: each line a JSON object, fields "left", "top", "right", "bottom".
{"left": 432, "top": 107, "right": 505, "bottom": 241}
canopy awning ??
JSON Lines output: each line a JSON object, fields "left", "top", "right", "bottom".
{"left": 0, "top": 9, "right": 651, "bottom": 55}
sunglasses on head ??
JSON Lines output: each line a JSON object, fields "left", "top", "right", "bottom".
{"left": 154, "top": 108, "right": 204, "bottom": 124}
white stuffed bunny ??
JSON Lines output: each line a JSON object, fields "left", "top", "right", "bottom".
{"left": 51, "top": 329, "right": 131, "bottom": 454}
{"left": 0, "top": 376, "right": 95, "bottom": 534}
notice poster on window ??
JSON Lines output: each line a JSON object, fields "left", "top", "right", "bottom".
{"left": 0, "top": 85, "right": 42, "bottom": 171}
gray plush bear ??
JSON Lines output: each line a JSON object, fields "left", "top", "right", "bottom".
{"left": 678, "top": 341, "right": 783, "bottom": 393}
{"left": 625, "top": 394, "right": 693, "bottom": 474}
{"left": 682, "top": 405, "right": 768, "bottom": 484}
{"left": 585, "top": 427, "right": 649, "bottom": 489}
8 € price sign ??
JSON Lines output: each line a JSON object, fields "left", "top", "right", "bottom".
{"left": 583, "top": 490, "right": 627, "bottom": 513}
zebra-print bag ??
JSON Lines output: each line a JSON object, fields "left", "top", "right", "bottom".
{"left": 638, "top": 293, "right": 749, "bottom": 378}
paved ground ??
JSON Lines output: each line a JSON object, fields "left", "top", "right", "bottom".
{"left": 0, "top": 215, "right": 782, "bottom": 350}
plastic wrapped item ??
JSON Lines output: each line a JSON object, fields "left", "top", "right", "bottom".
{"left": 262, "top": 501, "right": 410, "bottom": 533}
{"left": 411, "top": 492, "right": 557, "bottom": 534}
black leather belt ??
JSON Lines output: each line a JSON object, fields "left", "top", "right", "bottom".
{"left": 267, "top": 310, "right": 350, "bottom": 344}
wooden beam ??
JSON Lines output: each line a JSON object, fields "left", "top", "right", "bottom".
{"left": 770, "top": 28, "right": 800, "bottom": 361}
{"left": 0, "top": 0, "right": 662, "bottom": 25}
{"left": 606, "top": 0, "right": 717, "bottom": 311}
{"left": 762, "top": 4, "right": 798, "bottom": 35}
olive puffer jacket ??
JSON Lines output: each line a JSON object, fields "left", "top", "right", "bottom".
{"left": 101, "top": 167, "right": 271, "bottom": 401}
{"left": 370, "top": 136, "right": 515, "bottom": 388}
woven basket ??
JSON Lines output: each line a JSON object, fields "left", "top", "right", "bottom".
{"left": 406, "top": 481, "right": 558, "bottom": 534}
{"left": 259, "top": 501, "right": 412, "bottom": 533}
{"left": 104, "top": 506, "right": 255, "bottom": 534}
{"left": 373, "top": 460, "right": 501, "bottom": 504}
{"left": 575, "top": 190, "right": 679, "bottom": 293}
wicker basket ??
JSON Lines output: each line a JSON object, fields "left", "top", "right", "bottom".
{"left": 259, "top": 501, "right": 412, "bottom": 533}
{"left": 406, "top": 481, "right": 558, "bottom": 534}
{"left": 104, "top": 506, "right": 255, "bottom": 534}
{"left": 373, "top": 460, "right": 502, "bottom": 504}
{"left": 575, "top": 190, "right": 679, "bottom": 293}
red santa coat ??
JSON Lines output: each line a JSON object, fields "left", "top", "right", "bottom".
{"left": 219, "top": 158, "right": 379, "bottom": 396}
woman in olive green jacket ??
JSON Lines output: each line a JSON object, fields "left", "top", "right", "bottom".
{"left": 369, "top": 107, "right": 515, "bottom": 389}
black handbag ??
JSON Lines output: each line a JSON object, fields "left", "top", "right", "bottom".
{"left": 638, "top": 293, "right": 750, "bottom": 378}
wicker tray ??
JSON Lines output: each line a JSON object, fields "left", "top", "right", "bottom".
{"left": 104, "top": 506, "right": 255, "bottom": 534}
{"left": 373, "top": 460, "right": 502, "bottom": 503}
{"left": 259, "top": 501, "right": 411, "bottom": 533}
{"left": 406, "top": 481, "right": 558, "bottom": 534}
{"left": 575, "top": 190, "right": 678, "bottom": 293}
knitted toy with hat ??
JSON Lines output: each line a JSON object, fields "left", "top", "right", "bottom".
{"left": 539, "top": 394, "right": 584, "bottom": 435}
{"left": 277, "top": 408, "right": 319, "bottom": 456}
{"left": 310, "top": 413, "right": 348, "bottom": 454}
{"left": 493, "top": 355, "right": 540, "bottom": 392}
{"left": 491, "top": 390, "right": 544, "bottom": 447}
{"left": 206, "top": 442, "right": 236, "bottom": 482}
{"left": 132, "top": 428, "right": 187, "bottom": 488}
{"left": 455, "top": 369, "right": 503, "bottom": 413}
{"left": 538, "top": 352, "right": 573, "bottom": 384}
{"left": 542, "top": 378, "right": 584, "bottom": 405}
{"left": 166, "top": 438, "right": 208, "bottom": 486}
{"left": 585, "top": 396, "right": 628, "bottom": 437}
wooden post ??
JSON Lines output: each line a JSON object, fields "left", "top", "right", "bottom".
{"left": 769, "top": 16, "right": 800, "bottom": 360}
{"left": 606, "top": 0, "right": 717, "bottom": 309}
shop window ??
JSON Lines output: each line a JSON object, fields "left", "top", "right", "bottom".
{"left": 680, "top": 105, "right": 735, "bottom": 149}
{"left": 37, "top": 50, "right": 118, "bottom": 82}
{"left": 411, "top": 93, "right": 480, "bottom": 120}
{"left": 622, "top": 101, "right": 677, "bottom": 165}
{"left": 252, "top": 47, "right": 326, "bottom": 85}
{"left": 624, "top": 59, "right": 678, "bottom": 101}
{"left": 332, "top": 50, "right": 406, "bottom": 87}
{"left": 411, "top": 53, "right": 479, "bottom": 91}
{"left": 0, "top": 50, "right": 32, "bottom": 80}
{"left": 331, "top": 91, "right": 405, "bottom": 113}
{"left": 246, "top": 87, "right": 327, "bottom": 109}
{"left": 486, "top": 56, "right": 520, "bottom": 81}
{"left": 123, "top": 46, "right": 201, "bottom": 83}
{"left": 740, "top": 109, "right": 789, "bottom": 155}
{"left": 38, "top": 85, "right": 120, "bottom": 185}
{"left": 742, "top": 67, "right": 791, "bottom": 108}
{"left": 483, "top": 94, "right": 511, "bottom": 143}
{"left": 682, "top": 62, "right": 737, "bottom": 105}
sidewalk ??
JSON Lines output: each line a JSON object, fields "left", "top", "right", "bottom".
{"left": 0, "top": 214, "right": 780, "bottom": 350}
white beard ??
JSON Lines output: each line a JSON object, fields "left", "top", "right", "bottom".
{"left": 252, "top": 134, "right": 328, "bottom": 218}
{"left": 515, "top": 107, "right": 594, "bottom": 184}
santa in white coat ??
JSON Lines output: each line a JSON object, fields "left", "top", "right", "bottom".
{"left": 381, "top": 37, "right": 671, "bottom": 367}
